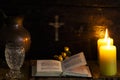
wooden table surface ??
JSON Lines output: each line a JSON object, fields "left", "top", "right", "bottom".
{"left": 0, "top": 60, "right": 120, "bottom": 80}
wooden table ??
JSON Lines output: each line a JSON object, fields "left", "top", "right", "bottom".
{"left": 0, "top": 60, "right": 120, "bottom": 80}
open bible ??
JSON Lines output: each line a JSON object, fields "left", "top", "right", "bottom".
{"left": 32, "top": 52, "right": 92, "bottom": 77}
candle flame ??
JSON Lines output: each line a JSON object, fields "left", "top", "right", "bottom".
{"left": 104, "top": 28, "right": 109, "bottom": 40}
{"left": 107, "top": 38, "right": 111, "bottom": 47}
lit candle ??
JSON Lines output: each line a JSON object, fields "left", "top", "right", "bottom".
{"left": 99, "top": 38, "right": 117, "bottom": 76}
{"left": 97, "top": 29, "right": 113, "bottom": 62}
{"left": 97, "top": 28, "right": 113, "bottom": 49}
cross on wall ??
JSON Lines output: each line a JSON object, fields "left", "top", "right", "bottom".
{"left": 49, "top": 15, "right": 64, "bottom": 41}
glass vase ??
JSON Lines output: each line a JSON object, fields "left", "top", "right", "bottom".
{"left": 5, "top": 43, "right": 25, "bottom": 79}
{"left": 1, "top": 15, "right": 31, "bottom": 79}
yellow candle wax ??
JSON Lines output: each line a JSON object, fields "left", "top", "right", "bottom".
{"left": 99, "top": 43, "right": 117, "bottom": 76}
{"left": 97, "top": 38, "right": 113, "bottom": 48}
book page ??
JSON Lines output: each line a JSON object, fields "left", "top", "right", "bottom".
{"left": 62, "top": 52, "right": 87, "bottom": 70}
{"left": 37, "top": 60, "right": 62, "bottom": 72}
{"left": 62, "top": 66, "right": 92, "bottom": 77}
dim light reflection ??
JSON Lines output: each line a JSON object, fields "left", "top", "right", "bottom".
{"left": 24, "top": 38, "right": 28, "bottom": 42}
{"left": 93, "top": 25, "right": 106, "bottom": 38}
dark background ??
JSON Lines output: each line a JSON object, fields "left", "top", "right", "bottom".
{"left": 0, "top": 0, "right": 120, "bottom": 60}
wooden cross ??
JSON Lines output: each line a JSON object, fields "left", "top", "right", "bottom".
{"left": 49, "top": 15, "right": 64, "bottom": 41}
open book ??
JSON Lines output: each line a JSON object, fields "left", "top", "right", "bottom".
{"left": 32, "top": 52, "right": 92, "bottom": 77}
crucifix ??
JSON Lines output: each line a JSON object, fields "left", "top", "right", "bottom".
{"left": 49, "top": 15, "right": 64, "bottom": 41}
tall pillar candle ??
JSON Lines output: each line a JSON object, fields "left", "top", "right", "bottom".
{"left": 99, "top": 41, "right": 117, "bottom": 76}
